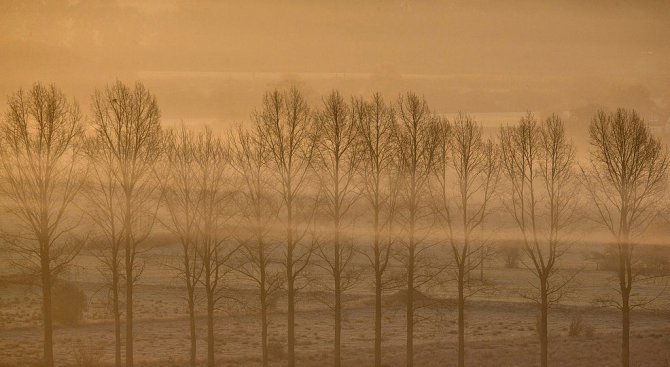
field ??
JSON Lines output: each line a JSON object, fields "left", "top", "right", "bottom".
{"left": 1, "top": 250, "right": 669, "bottom": 367}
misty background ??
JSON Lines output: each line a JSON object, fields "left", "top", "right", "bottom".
{"left": 2, "top": 0, "right": 670, "bottom": 136}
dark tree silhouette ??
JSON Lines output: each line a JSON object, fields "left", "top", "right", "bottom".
{"left": 583, "top": 108, "right": 668, "bottom": 367}
{"left": 160, "top": 126, "right": 204, "bottom": 367}
{"left": 90, "top": 81, "right": 162, "bottom": 367}
{"left": 84, "top": 125, "right": 126, "bottom": 367}
{"left": 394, "top": 92, "right": 439, "bottom": 367}
{"left": 230, "top": 125, "right": 283, "bottom": 367}
{"left": 256, "top": 87, "right": 317, "bottom": 367}
{"left": 188, "top": 128, "right": 238, "bottom": 367}
{"left": 432, "top": 113, "right": 498, "bottom": 367}
{"left": 499, "top": 113, "right": 580, "bottom": 367}
{"left": 313, "top": 90, "right": 361, "bottom": 367}
{"left": 0, "top": 83, "right": 85, "bottom": 367}
{"left": 354, "top": 93, "right": 399, "bottom": 367}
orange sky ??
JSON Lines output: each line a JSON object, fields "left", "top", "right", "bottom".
{"left": 1, "top": 0, "right": 669, "bottom": 128}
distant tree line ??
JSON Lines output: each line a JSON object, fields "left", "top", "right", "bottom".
{"left": 0, "top": 81, "right": 668, "bottom": 367}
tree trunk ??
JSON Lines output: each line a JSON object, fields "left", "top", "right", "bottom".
{"left": 113, "top": 269, "right": 122, "bottom": 367}
{"left": 374, "top": 260, "right": 382, "bottom": 367}
{"left": 259, "top": 245, "right": 269, "bottom": 367}
{"left": 287, "top": 201, "right": 296, "bottom": 367}
{"left": 334, "top": 231, "right": 342, "bottom": 367}
{"left": 41, "top": 253, "right": 54, "bottom": 367}
{"left": 287, "top": 259, "right": 295, "bottom": 367}
{"left": 125, "top": 194, "right": 134, "bottom": 367}
{"left": 540, "top": 278, "right": 549, "bottom": 367}
{"left": 207, "top": 290, "right": 215, "bottom": 367}
{"left": 126, "top": 257, "right": 134, "bottom": 367}
{"left": 188, "top": 287, "right": 197, "bottom": 367}
{"left": 261, "top": 292, "right": 269, "bottom": 367}
{"left": 457, "top": 267, "right": 465, "bottom": 367}
{"left": 621, "top": 289, "right": 630, "bottom": 367}
{"left": 406, "top": 246, "right": 414, "bottom": 367}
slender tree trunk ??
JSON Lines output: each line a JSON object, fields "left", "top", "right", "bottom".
{"left": 621, "top": 284, "right": 630, "bottom": 367}
{"left": 261, "top": 276, "right": 269, "bottom": 367}
{"left": 334, "top": 240, "right": 342, "bottom": 367}
{"left": 41, "top": 249, "right": 54, "bottom": 367}
{"left": 406, "top": 244, "right": 415, "bottom": 367}
{"left": 287, "top": 202, "right": 296, "bottom": 367}
{"left": 207, "top": 288, "right": 215, "bottom": 367}
{"left": 258, "top": 232, "right": 269, "bottom": 367}
{"left": 113, "top": 268, "right": 122, "bottom": 367}
{"left": 540, "top": 278, "right": 549, "bottom": 367}
{"left": 287, "top": 257, "right": 295, "bottom": 367}
{"left": 125, "top": 195, "right": 134, "bottom": 367}
{"left": 188, "top": 285, "right": 197, "bottom": 367}
{"left": 406, "top": 186, "right": 417, "bottom": 367}
{"left": 333, "top": 205, "right": 342, "bottom": 367}
{"left": 125, "top": 255, "right": 134, "bottom": 367}
{"left": 457, "top": 266, "right": 465, "bottom": 367}
{"left": 374, "top": 240, "right": 382, "bottom": 367}
{"left": 259, "top": 239, "right": 269, "bottom": 367}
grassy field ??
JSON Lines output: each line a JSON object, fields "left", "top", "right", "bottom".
{"left": 0, "top": 250, "right": 669, "bottom": 367}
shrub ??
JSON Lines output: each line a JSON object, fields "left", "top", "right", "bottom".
{"left": 502, "top": 246, "right": 521, "bottom": 268}
{"left": 568, "top": 315, "right": 584, "bottom": 337}
{"left": 52, "top": 280, "right": 87, "bottom": 326}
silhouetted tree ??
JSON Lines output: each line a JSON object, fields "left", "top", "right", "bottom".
{"left": 190, "top": 128, "right": 238, "bottom": 367}
{"left": 230, "top": 125, "right": 283, "bottom": 367}
{"left": 394, "top": 92, "right": 439, "bottom": 367}
{"left": 313, "top": 90, "right": 362, "bottom": 367}
{"left": 84, "top": 126, "right": 125, "bottom": 367}
{"left": 90, "top": 81, "right": 162, "bottom": 367}
{"left": 354, "top": 93, "right": 399, "bottom": 367}
{"left": 256, "top": 87, "right": 317, "bottom": 367}
{"left": 160, "top": 127, "right": 203, "bottom": 367}
{"left": 0, "top": 83, "right": 85, "bottom": 367}
{"left": 432, "top": 113, "right": 498, "bottom": 367}
{"left": 582, "top": 108, "right": 668, "bottom": 367}
{"left": 499, "top": 113, "right": 580, "bottom": 367}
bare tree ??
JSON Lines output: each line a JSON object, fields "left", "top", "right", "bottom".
{"left": 256, "top": 87, "right": 316, "bottom": 367}
{"left": 312, "top": 90, "right": 361, "bottom": 367}
{"left": 0, "top": 83, "right": 85, "bottom": 367}
{"left": 83, "top": 129, "right": 125, "bottom": 367}
{"left": 230, "top": 125, "right": 283, "bottom": 367}
{"left": 432, "top": 113, "right": 498, "bottom": 367}
{"left": 499, "top": 113, "right": 579, "bottom": 367}
{"left": 394, "top": 92, "right": 439, "bottom": 367}
{"left": 354, "top": 93, "right": 399, "bottom": 367}
{"left": 189, "top": 128, "right": 238, "bottom": 367}
{"left": 90, "top": 81, "right": 162, "bottom": 367}
{"left": 160, "top": 127, "right": 203, "bottom": 367}
{"left": 582, "top": 108, "right": 668, "bottom": 367}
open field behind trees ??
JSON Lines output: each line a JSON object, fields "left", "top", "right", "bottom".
{"left": 0, "top": 247, "right": 669, "bottom": 366}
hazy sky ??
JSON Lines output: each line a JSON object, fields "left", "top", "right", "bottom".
{"left": 1, "top": 0, "right": 669, "bottom": 126}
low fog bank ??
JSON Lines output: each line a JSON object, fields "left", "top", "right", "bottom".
{"left": 1, "top": 0, "right": 669, "bottom": 136}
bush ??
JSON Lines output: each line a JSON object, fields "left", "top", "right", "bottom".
{"left": 502, "top": 246, "right": 521, "bottom": 268}
{"left": 568, "top": 315, "right": 583, "bottom": 336}
{"left": 52, "top": 280, "right": 87, "bottom": 326}
{"left": 568, "top": 314, "right": 593, "bottom": 337}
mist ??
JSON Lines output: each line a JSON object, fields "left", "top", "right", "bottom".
{"left": 2, "top": 0, "right": 669, "bottom": 125}
{"left": 1, "top": 1, "right": 669, "bottom": 367}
